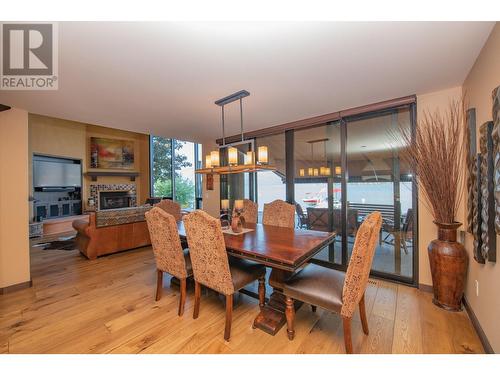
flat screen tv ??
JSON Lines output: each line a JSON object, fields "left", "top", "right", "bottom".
{"left": 33, "top": 157, "right": 81, "bottom": 188}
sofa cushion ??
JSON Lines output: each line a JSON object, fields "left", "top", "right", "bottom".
{"left": 95, "top": 206, "right": 152, "bottom": 228}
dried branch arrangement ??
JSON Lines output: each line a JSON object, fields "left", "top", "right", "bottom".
{"left": 398, "top": 99, "right": 467, "bottom": 224}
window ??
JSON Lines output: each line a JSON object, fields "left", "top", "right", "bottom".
{"left": 195, "top": 143, "right": 203, "bottom": 209}
{"left": 150, "top": 136, "right": 201, "bottom": 209}
{"left": 173, "top": 140, "right": 196, "bottom": 209}
{"left": 151, "top": 136, "right": 173, "bottom": 198}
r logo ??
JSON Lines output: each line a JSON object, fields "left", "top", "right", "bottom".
{"left": 2, "top": 23, "right": 53, "bottom": 75}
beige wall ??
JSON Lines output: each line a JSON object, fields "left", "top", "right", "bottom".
{"left": 29, "top": 114, "right": 151, "bottom": 208}
{"left": 462, "top": 22, "right": 500, "bottom": 352}
{"left": 0, "top": 109, "right": 30, "bottom": 288}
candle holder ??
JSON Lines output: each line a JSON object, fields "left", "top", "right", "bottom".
{"left": 220, "top": 209, "right": 230, "bottom": 230}
{"left": 231, "top": 208, "right": 244, "bottom": 233}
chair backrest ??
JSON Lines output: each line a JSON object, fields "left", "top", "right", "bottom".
{"left": 233, "top": 199, "right": 258, "bottom": 224}
{"left": 295, "top": 203, "right": 307, "bottom": 225}
{"left": 262, "top": 199, "right": 295, "bottom": 228}
{"left": 305, "top": 208, "right": 358, "bottom": 235}
{"left": 145, "top": 197, "right": 162, "bottom": 205}
{"left": 183, "top": 210, "right": 234, "bottom": 295}
{"left": 341, "top": 211, "right": 382, "bottom": 318}
{"left": 306, "top": 207, "right": 329, "bottom": 231}
{"left": 145, "top": 207, "right": 188, "bottom": 279}
{"left": 155, "top": 199, "right": 182, "bottom": 222}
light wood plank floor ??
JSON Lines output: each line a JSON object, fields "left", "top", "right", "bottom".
{"left": 0, "top": 246, "right": 484, "bottom": 354}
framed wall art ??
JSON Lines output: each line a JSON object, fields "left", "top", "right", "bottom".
{"left": 90, "top": 137, "right": 135, "bottom": 170}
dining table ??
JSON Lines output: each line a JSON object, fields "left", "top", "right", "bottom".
{"left": 177, "top": 221, "right": 336, "bottom": 336}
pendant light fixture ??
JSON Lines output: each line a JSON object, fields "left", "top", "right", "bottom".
{"left": 320, "top": 139, "right": 331, "bottom": 176}
{"left": 301, "top": 138, "right": 331, "bottom": 178}
{"left": 309, "top": 142, "right": 315, "bottom": 177}
{"left": 196, "top": 90, "right": 275, "bottom": 175}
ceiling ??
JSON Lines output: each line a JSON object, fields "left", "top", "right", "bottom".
{"left": 0, "top": 22, "right": 494, "bottom": 143}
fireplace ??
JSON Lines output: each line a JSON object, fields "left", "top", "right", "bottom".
{"left": 99, "top": 191, "right": 133, "bottom": 210}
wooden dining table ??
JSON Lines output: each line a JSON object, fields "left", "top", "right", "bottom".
{"left": 177, "top": 221, "right": 335, "bottom": 336}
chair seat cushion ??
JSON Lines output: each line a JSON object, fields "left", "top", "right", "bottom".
{"left": 229, "top": 257, "right": 266, "bottom": 291}
{"left": 283, "top": 263, "right": 345, "bottom": 313}
{"left": 183, "top": 248, "right": 193, "bottom": 276}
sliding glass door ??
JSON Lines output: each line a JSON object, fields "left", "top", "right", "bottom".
{"left": 255, "top": 134, "right": 286, "bottom": 221}
{"left": 294, "top": 123, "right": 343, "bottom": 265}
{"left": 345, "top": 108, "right": 414, "bottom": 280}
{"left": 291, "top": 107, "right": 415, "bottom": 284}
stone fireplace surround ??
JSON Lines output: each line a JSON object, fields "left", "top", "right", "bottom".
{"left": 89, "top": 184, "right": 137, "bottom": 210}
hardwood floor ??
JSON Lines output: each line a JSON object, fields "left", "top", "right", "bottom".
{"left": 0, "top": 246, "right": 484, "bottom": 354}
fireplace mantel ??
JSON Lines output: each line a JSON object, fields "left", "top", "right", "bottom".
{"left": 85, "top": 171, "right": 139, "bottom": 182}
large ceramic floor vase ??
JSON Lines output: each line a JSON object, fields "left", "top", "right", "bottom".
{"left": 428, "top": 222, "right": 468, "bottom": 311}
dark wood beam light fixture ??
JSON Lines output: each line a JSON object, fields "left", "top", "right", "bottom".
{"left": 195, "top": 90, "right": 276, "bottom": 175}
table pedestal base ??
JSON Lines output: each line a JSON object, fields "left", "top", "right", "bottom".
{"left": 253, "top": 289, "right": 303, "bottom": 335}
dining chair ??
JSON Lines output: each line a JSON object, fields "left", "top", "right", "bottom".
{"left": 382, "top": 208, "right": 413, "bottom": 254}
{"left": 155, "top": 199, "right": 182, "bottom": 222}
{"left": 145, "top": 197, "right": 163, "bottom": 205}
{"left": 233, "top": 199, "right": 258, "bottom": 224}
{"left": 306, "top": 207, "right": 329, "bottom": 231}
{"left": 154, "top": 199, "right": 189, "bottom": 248}
{"left": 295, "top": 202, "right": 309, "bottom": 229}
{"left": 145, "top": 207, "right": 193, "bottom": 316}
{"left": 183, "top": 210, "right": 266, "bottom": 341}
{"left": 282, "top": 211, "right": 382, "bottom": 353}
{"left": 262, "top": 199, "right": 295, "bottom": 228}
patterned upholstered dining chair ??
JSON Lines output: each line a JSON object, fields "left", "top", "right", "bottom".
{"left": 232, "top": 199, "right": 258, "bottom": 224}
{"left": 154, "top": 199, "right": 182, "bottom": 222}
{"left": 145, "top": 207, "right": 192, "bottom": 316}
{"left": 282, "top": 211, "right": 382, "bottom": 353}
{"left": 183, "top": 210, "right": 266, "bottom": 341}
{"left": 262, "top": 199, "right": 295, "bottom": 228}
{"left": 154, "top": 199, "right": 189, "bottom": 248}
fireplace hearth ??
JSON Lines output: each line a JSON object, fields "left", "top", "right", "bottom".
{"left": 99, "top": 191, "right": 133, "bottom": 210}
